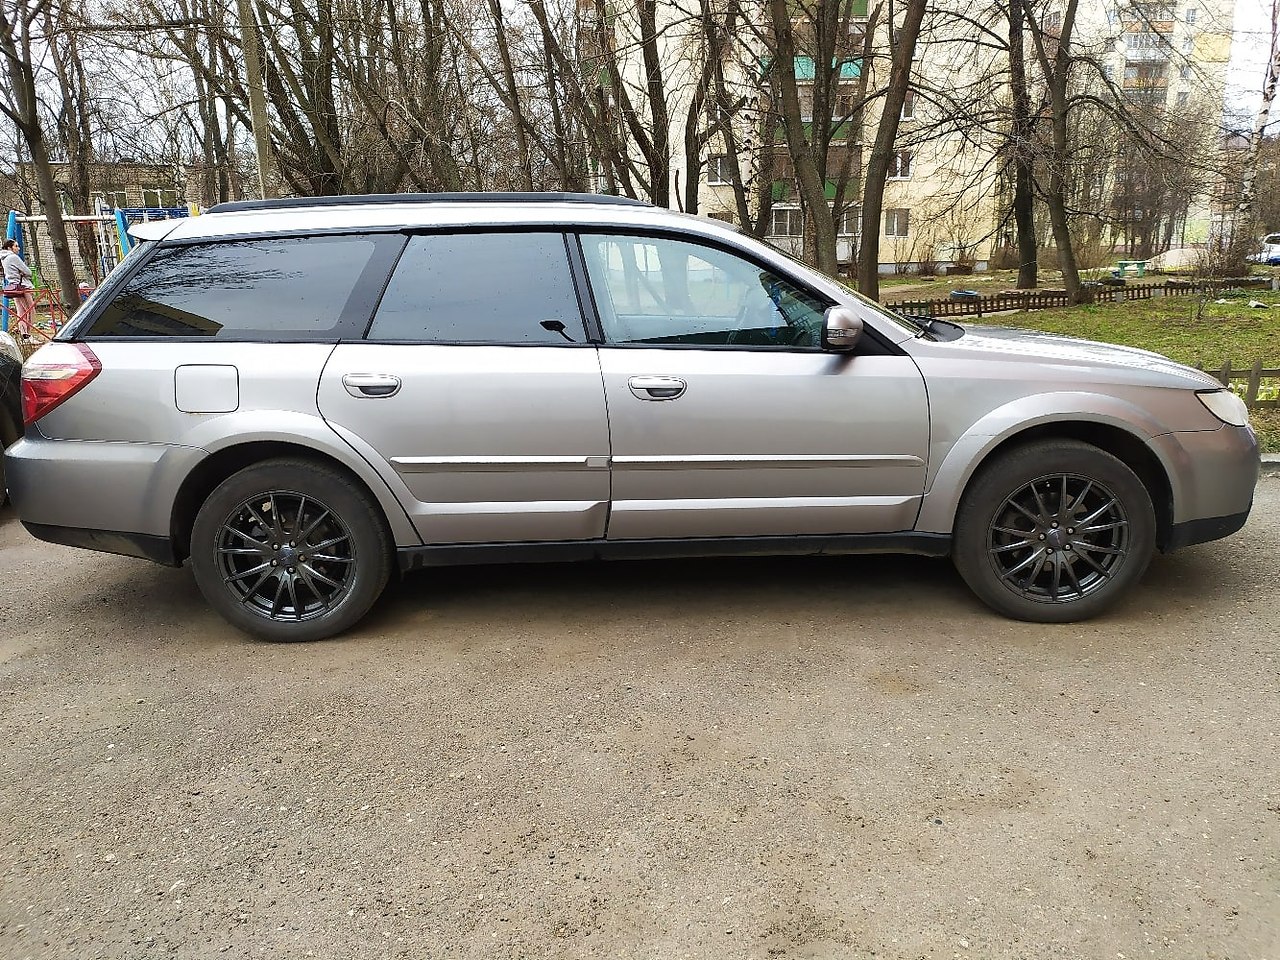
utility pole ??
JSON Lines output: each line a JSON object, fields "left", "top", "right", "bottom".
{"left": 236, "top": 0, "right": 276, "bottom": 199}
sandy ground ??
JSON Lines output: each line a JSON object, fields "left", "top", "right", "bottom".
{"left": 0, "top": 481, "right": 1277, "bottom": 960}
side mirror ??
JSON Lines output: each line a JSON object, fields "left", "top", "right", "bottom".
{"left": 821, "top": 305, "right": 863, "bottom": 352}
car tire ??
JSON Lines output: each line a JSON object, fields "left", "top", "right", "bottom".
{"left": 953, "top": 439, "right": 1156, "bottom": 623}
{"left": 190, "top": 458, "right": 392, "bottom": 642}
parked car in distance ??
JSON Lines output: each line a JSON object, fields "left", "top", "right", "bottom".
{"left": 3, "top": 193, "right": 1261, "bottom": 640}
{"left": 1249, "top": 232, "right": 1280, "bottom": 265}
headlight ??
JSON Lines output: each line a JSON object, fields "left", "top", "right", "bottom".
{"left": 1196, "top": 389, "right": 1250, "bottom": 427}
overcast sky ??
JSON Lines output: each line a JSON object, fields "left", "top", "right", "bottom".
{"left": 1226, "top": 0, "right": 1277, "bottom": 128}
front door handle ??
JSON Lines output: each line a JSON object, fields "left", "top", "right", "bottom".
{"left": 342, "top": 373, "right": 402, "bottom": 398}
{"left": 628, "top": 376, "right": 687, "bottom": 401}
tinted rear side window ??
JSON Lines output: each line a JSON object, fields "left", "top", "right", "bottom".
{"left": 367, "top": 232, "right": 585, "bottom": 344}
{"left": 84, "top": 235, "right": 392, "bottom": 339}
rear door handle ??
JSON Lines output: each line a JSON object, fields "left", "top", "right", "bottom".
{"left": 628, "top": 376, "right": 687, "bottom": 401}
{"left": 342, "top": 373, "right": 402, "bottom": 398}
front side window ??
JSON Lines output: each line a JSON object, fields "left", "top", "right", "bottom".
{"left": 368, "top": 232, "right": 585, "bottom": 344}
{"left": 84, "top": 235, "right": 387, "bottom": 339}
{"left": 580, "top": 233, "right": 827, "bottom": 348}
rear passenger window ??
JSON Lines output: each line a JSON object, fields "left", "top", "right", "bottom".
{"left": 84, "top": 235, "right": 388, "bottom": 340}
{"left": 367, "top": 232, "right": 585, "bottom": 344}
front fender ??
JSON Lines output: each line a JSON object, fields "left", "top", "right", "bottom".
{"left": 915, "top": 391, "right": 1177, "bottom": 534}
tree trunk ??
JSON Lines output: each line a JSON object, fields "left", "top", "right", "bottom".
{"left": 1007, "top": 0, "right": 1037, "bottom": 288}
{"left": 1025, "top": 0, "right": 1083, "bottom": 303}
{"left": 0, "top": 7, "right": 81, "bottom": 316}
{"left": 487, "top": 0, "right": 533, "bottom": 190}
{"left": 235, "top": 0, "right": 276, "bottom": 198}
{"left": 857, "top": 0, "right": 926, "bottom": 301}
{"left": 27, "top": 130, "right": 82, "bottom": 315}
{"left": 769, "top": 0, "right": 838, "bottom": 275}
{"left": 638, "top": 0, "right": 671, "bottom": 206}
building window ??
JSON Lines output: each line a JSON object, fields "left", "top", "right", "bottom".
{"left": 95, "top": 190, "right": 128, "bottom": 209}
{"left": 884, "top": 208, "right": 910, "bottom": 238}
{"left": 142, "top": 188, "right": 179, "bottom": 208}
{"left": 1104, "top": 63, "right": 1115, "bottom": 80}
{"left": 1176, "top": 90, "right": 1189, "bottom": 106}
{"left": 837, "top": 206, "right": 860, "bottom": 236}
{"left": 901, "top": 89, "right": 916, "bottom": 120}
{"left": 769, "top": 207, "right": 804, "bottom": 237}
{"left": 706, "top": 155, "right": 731, "bottom": 186}
{"left": 888, "top": 151, "right": 912, "bottom": 179}
{"left": 1124, "top": 65, "right": 1139, "bottom": 80}
{"left": 1185, "top": 6, "right": 1197, "bottom": 21}
{"left": 1182, "top": 36, "right": 1194, "bottom": 51}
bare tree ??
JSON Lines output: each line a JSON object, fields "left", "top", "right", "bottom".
{"left": 856, "top": 0, "right": 926, "bottom": 299}
{"left": 0, "top": 0, "right": 81, "bottom": 315}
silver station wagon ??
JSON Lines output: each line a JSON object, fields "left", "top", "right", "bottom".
{"left": 4, "top": 194, "right": 1260, "bottom": 641}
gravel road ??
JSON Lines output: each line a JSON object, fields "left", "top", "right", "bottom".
{"left": 1, "top": 480, "right": 1277, "bottom": 960}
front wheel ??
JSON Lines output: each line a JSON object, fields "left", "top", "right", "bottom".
{"left": 953, "top": 440, "right": 1157, "bottom": 622}
{"left": 190, "top": 459, "right": 392, "bottom": 641}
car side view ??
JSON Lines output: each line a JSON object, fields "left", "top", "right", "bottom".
{"left": 3, "top": 193, "right": 1261, "bottom": 640}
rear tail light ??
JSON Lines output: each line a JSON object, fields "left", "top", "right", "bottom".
{"left": 21, "top": 342, "right": 102, "bottom": 426}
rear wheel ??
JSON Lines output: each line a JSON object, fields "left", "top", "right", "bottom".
{"left": 953, "top": 440, "right": 1156, "bottom": 622}
{"left": 190, "top": 459, "right": 392, "bottom": 641}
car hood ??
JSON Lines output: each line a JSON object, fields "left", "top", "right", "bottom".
{"left": 954, "top": 324, "right": 1223, "bottom": 389}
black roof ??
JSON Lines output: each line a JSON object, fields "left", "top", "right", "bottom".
{"left": 208, "top": 192, "right": 651, "bottom": 214}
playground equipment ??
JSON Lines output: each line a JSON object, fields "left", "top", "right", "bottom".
{"left": 2, "top": 203, "right": 196, "bottom": 334}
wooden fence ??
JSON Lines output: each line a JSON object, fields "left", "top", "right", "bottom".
{"left": 884, "top": 277, "right": 1273, "bottom": 318}
{"left": 1201, "top": 361, "right": 1279, "bottom": 410}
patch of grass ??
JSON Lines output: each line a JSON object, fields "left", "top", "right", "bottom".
{"left": 1250, "top": 409, "right": 1280, "bottom": 454}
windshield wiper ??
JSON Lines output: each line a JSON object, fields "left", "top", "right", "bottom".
{"left": 894, "top": 311, "right": 939, "bottom": 339}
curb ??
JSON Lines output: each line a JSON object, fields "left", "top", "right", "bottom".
{"left": 1263, "top": 455, "right": 1280, "bottom": 475}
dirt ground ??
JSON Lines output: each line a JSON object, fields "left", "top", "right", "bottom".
{"left": 1, "top": 480, "right": 1277, "bottom": 960}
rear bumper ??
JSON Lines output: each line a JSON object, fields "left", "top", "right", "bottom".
{"left": 4, "top": 434, "right": 203, "bottom": 546}
{"left": 21, "top": 521, "right": 178, "bottom": 565}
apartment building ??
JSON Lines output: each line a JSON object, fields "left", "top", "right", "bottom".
{"left": 602, "top": 0, "right": 1239, "bottom": 276}
{"left": 1079, "top": 0, "right": 1238, "bottom": 250}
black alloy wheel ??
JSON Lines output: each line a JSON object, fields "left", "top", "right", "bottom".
{"left": 954, "top": 439, "right": 1156, "bottom": 622}
{"left": 986, "top": 473, "right": 1130, "bottom": 603}
{"left": 216, "top": 490, "right": 356, "bottom": 622}
{"left": 191, "top": 459, "right": 392, "bottom": 641}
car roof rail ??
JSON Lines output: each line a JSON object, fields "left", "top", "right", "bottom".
{"left": 207, "top": 192, "right": 653, "bottom": 214}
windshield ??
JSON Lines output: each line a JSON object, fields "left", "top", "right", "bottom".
{"left": 759, "top": 238, "right": 921, "bottom": 338}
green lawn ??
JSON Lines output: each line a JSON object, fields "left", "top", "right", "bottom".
{"left": 974, "top": 290, "right": 1280, "bottom": 452}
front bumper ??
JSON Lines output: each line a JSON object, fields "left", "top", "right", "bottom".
{"left": 1152, "top": 424, "right": 1259, "bottom": 550}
